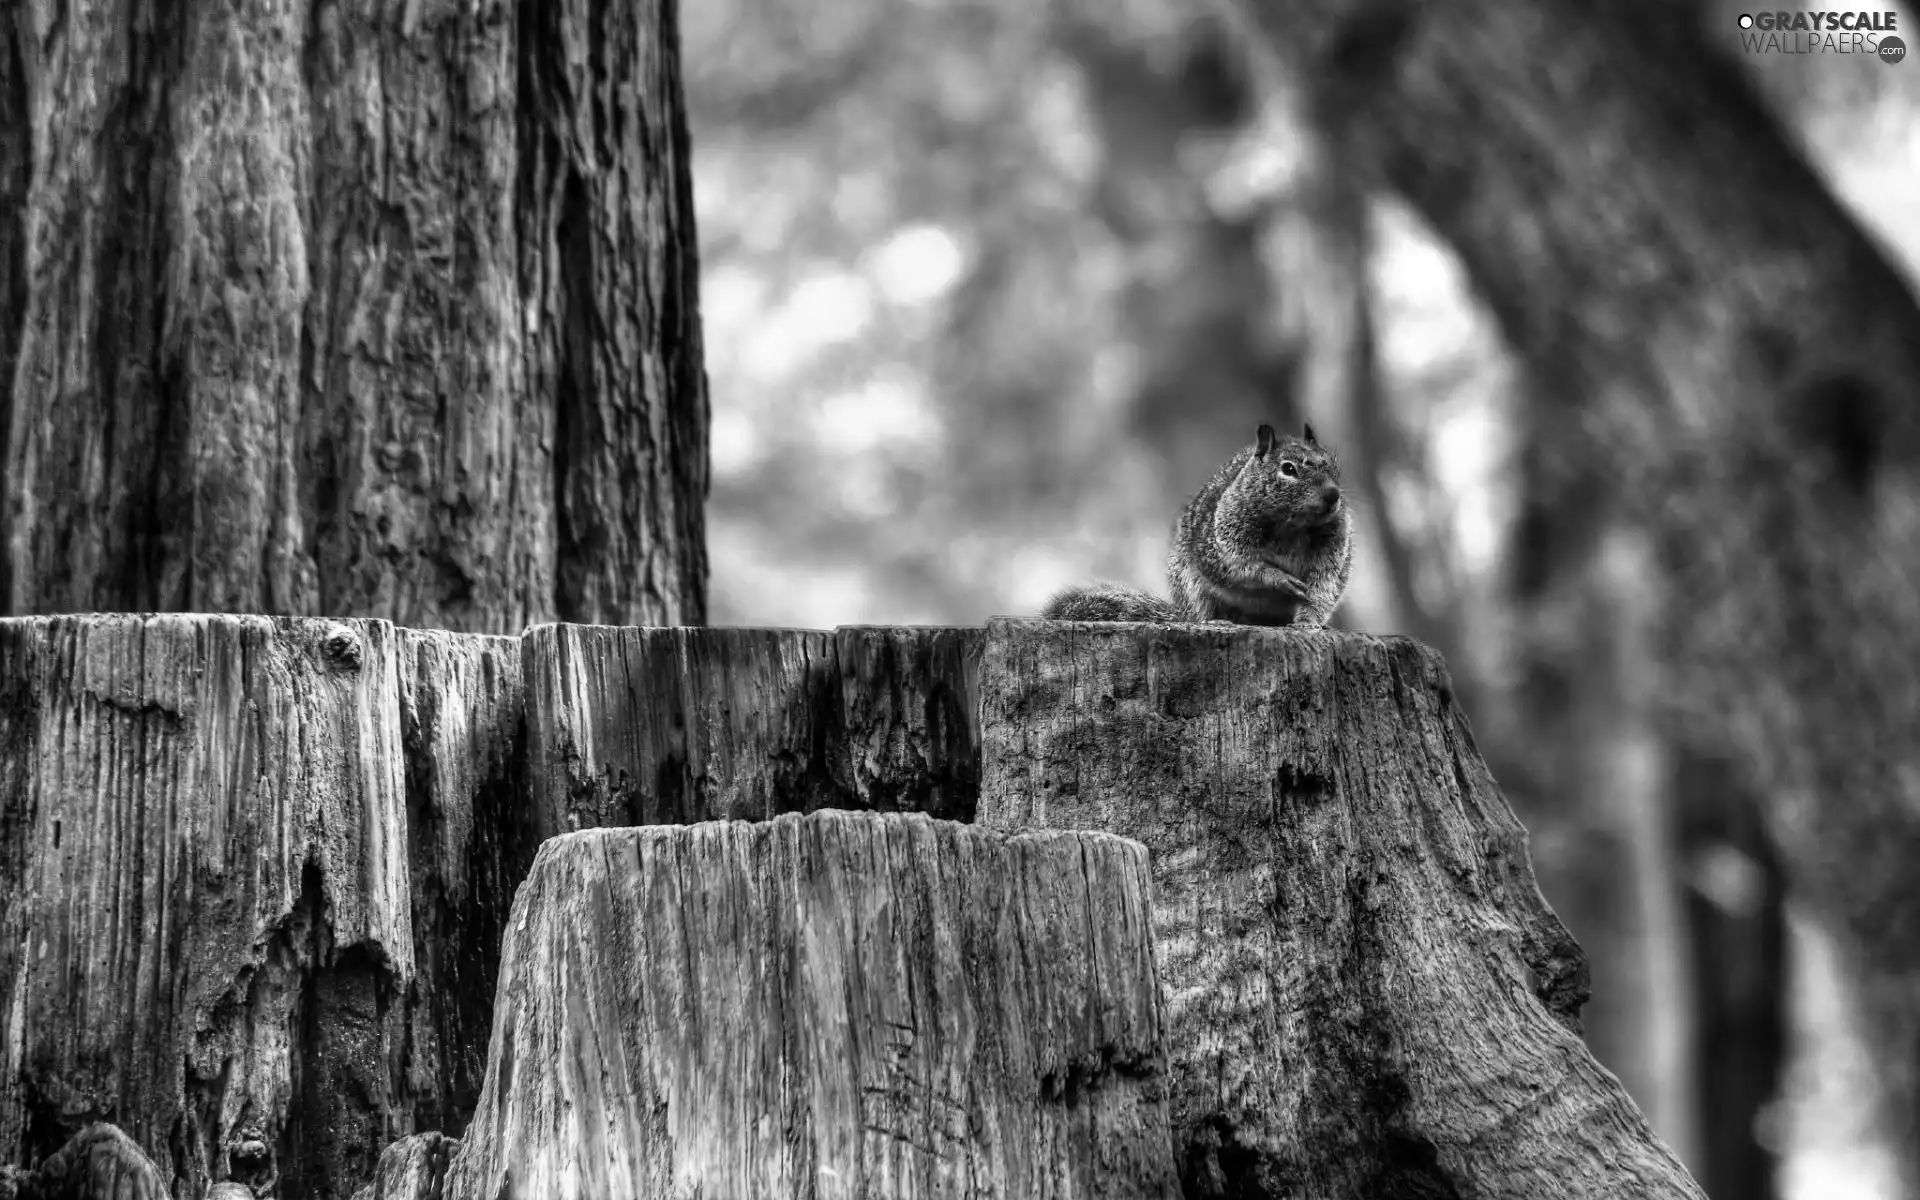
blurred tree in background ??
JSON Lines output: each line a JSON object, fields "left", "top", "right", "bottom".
{"left": 683, "top": 0, "right": 1494, "bottom": 643}
{"left": 683, "top": 2, "right": 1920, "bottom": 1198}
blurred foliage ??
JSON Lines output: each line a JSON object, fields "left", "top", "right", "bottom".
{"left": 684, "top": 0, "right": 1920, "bottom": 630}
{"left": 680, "top": 2, "right": 1920, "bottom": 1195}
{"left": 687, "top": 0, "right": 1131, "bottom": 625}
{"left": 682, "top": 0, "right": 1517, "bottom": 636}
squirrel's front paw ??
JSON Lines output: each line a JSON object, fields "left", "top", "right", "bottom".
{"left": 1264, "top": 568, "right": 1309, "bottom": 601}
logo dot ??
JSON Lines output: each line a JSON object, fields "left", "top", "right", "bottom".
{"left": 1738, "top": 13, "right": 1754, "bottom": 28}
{"left": 1880, "top": 35, "right": 1906, "bottom": 64}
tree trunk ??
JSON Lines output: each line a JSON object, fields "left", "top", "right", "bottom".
{"left": 0, "top": 615, "right": 522, "bottom": 1200}
{"left": 443, "top": 812, "right": 1178, "bottom": 1199}
{"left": 978, "top": 619, "right": 1704, "bottom": 1199}
{"left": 1234, "top": 0, "right": 1920, "bottom": 1182}
{"left": 0, "top": 0, "right": 708, "bottom": 632}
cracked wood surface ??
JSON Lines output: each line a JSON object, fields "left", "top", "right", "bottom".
{"left": 3, "top": 617, "right": 1703, "bottom": 1197}
{"left": 0, "top": 615, "right": 523, "bottom": 1200}
{"left": 444, "top": 811, "right": 1177, "bottom": 1200}
{"left": 523, "top": 623, "right": 981, "bottom": 836}
{"left": 977, "top": 619, "right": 1704, "bottom": 1200}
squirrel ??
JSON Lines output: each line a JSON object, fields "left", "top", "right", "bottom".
{"left": 1042, "top": 422, "right": 1353, "bottom": 627}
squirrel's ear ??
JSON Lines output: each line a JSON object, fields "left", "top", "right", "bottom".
{"left": 1256, "top": 424, "right": 1276, "bottom": 457}
{"left": 1303, "top": 422, "right": 1319, "bottom": 446}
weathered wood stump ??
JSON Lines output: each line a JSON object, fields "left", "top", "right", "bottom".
{"left": 348, "top": 1132, "right": 455, "bottom": 1200}
{"left": 443, "top": 810, "right": 1177, "bottom": 1199}
{"left": 976, "top": 619, "right": 1704, "bottom": 1199}
{"left": 395, "top": 630, "right": 532, "bottom": 1136}
{"left": 0, "top": 616, "right": 523, "bottom": 1199}
{"left": 523, "top": 624, "right": 980, "bottom": 835}
{"left": 0, "top": 615, "right": 410, "bottom": 1197}
{"left": 2, "top": 616, "right": 1706, "bottom": 1197}
{"left": 0, "top": 1123, "right": 168, "bottom": 1200}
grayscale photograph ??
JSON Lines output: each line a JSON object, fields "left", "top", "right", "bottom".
{"left": 0, "top": 0, "right": 1916, "bottom": 1197}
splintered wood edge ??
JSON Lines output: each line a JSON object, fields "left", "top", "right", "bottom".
{"left": 518, "top": 623, "right": 988, "bottom": 827}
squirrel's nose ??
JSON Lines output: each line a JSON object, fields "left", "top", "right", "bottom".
{"left": 1319, "top": 482, "right": 1342, "bottom": 512}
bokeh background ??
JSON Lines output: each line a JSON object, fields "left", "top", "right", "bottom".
{"left": 679, "top": 2, "right": 1920, "bottom": 1197}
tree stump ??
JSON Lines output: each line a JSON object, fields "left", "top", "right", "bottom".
{"left": 0, "top": 616, "right": 524, "bottom": 1199}
{"left": 444, "top": 810, "right": 1177, "bottom": 1199}
{"left": 395, "top": 630, "right": 530, "bottom": 1138}
{"left": 0, "top": 1123, "right": 168, "bottom": 1200}
{"left": 3, "top": 616, "right": 1706, "bottom": 1196}
{"left": 977, "top": 619, "right": 1705, "bottom": 1199}
{"left": 348, "top": 1132, "right": 456, "bottom": 1200}
{"left": 523, "top": 624, "right": 981, "bottom": 835}
{"left": 0, "top": 614, "right": 411, "bottom": 1196}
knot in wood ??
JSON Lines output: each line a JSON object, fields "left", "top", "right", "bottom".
{"left": 320, "top": 624, "right": 364, "bottom": 672}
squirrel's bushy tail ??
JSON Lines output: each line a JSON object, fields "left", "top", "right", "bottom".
{"left": 1041, "top": 581, "right": 1184, "bottom": 622}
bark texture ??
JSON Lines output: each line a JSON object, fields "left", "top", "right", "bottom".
{"left": 444, "top": 812, "right": 1177, "bottom": 1200}
{"left": 977, "top": 619, "right": 1704, "bottom": 1200}
{"left": 0, "top": 1123, "right": 167, "bottom": 1200}
{"left": 0, "top": 615, "right": 524, "bottom": 1200}
{"left": 0, "top": 0, "right": 707, "bottom": 632}
{"left": 348, "top": 1132, "right": 455, "bottom": 1200}
{"left": 524, "top": 624, "right": 980, "bottom": 838}
{"left": 1235, "top": 0, "right": 1920, "bottom": 1180}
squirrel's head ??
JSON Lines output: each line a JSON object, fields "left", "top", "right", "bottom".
{"left": 1246, "top": 422, "right": 1344, "bottom": 526}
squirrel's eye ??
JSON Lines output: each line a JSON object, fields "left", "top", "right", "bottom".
{"left": 1280, "top": 460, "right": 1299, "bottom": 478}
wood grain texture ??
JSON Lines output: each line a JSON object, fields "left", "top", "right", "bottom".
{"left": 831, "top": 626, "right": 981, "bottom": 822}
{"left": 976, "top": 618, "right": 1703, "bottom": 1199}
{"left": 393, "top": 630, "right": 530, "bottom": 1139}
{"left": 444, "top": 810, "right": 1177, "bottom": 1200}
{"left": 524, "top": 624, "right": 981, "bottom": 837}
{"left": 0, "top": 0, "right": 707, "bottom": 632}
{"left": 0, "top": 615, "right": 411, "bottom": 1198}
{"left": 0, "top": 1123, "right": 169, "bottom": 1200}
{"left": 0, "top": 616, "right": 534, "bottom": 1199}
{"left": 347, "top": 1132, "right": 455, "bottom": 1200}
